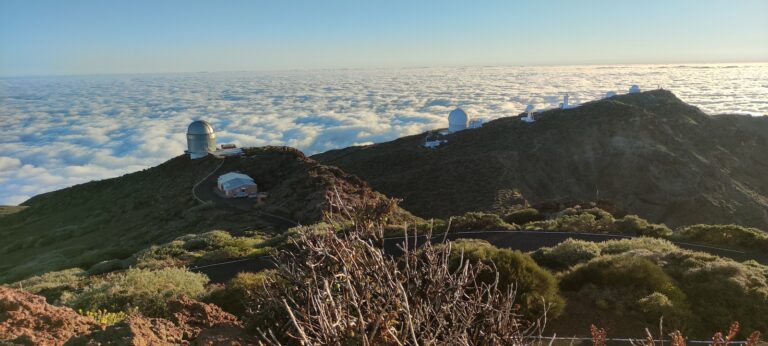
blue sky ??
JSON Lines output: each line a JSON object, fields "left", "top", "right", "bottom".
{"left": 1, "top": 0, "right": 767, "bottom": 76}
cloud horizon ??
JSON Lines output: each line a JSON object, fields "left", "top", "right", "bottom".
{"left": 1, "top": 64, "right": 767, "bottom": 205}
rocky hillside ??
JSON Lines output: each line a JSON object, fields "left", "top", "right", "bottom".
{"left": 314, "top": 90, "right": 768, "bottom": 230}
{"left": 0, "top": 146, "right": 411, "bottom": 283}
{"left": 0, "top": 286, "right": 254, "bottom": 345}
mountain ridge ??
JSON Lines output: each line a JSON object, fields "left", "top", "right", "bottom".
{"left": 0, "top": 146, "right": 412, "bottom": 283}
{"left": 313, "top": 90, "right": 768, "bottom": 229}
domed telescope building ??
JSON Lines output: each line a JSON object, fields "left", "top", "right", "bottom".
{"left": 186, "top": 120, "right": 216, "bottom": 159}
{"left": 448, "top": 108, "right": 469, "bottom": 133}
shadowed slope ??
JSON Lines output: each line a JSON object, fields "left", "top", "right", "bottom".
{"left": 313, "top": 90, "right": 768, "bottom": 229}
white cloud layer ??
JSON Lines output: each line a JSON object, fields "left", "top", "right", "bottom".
{"left": 1, "top": 63, "right": 767, "bottom": 205}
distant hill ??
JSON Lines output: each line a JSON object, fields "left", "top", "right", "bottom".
{"left": 313, "top": 90, "right": 768, "bottom": 230}
{"left": 0, "top": 146, "right": 411, "bottom": 283}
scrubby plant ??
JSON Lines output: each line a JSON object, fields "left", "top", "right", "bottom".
{"left": 560, "top": 254, "right": 691, "bottom": 327}
{"left": 78, "top": 308, "right": 134, "bottom": 326}
{"left": 674, "top": 257, "right": 768, "bottom": 333}
{"left": 70, "top": 267, "right": 209, "bottom": 317}
{"left": 13, "top": 268, "right": 86, "bottom": 304}
{"left": 448, "top": 239, "right": 564, "bottom": 317}
{"left": 637, "top": 292, "right": 691, "bottom": 324}
{"left": 182, "top": 230, "right": 233, "bottom": 251}
{"left": 503, "top": 208, "right": 544, "bottom": 225}
{"left": 673, "top": 224, "right": 768, "bottom": 253}
{"left": 246, "top": 226, "right": 548, "bottom": 345}
{"left": 449, "top": 212, "right": 518, "bottom": 232}
{"left": 197, "top": 246, "right": 253, "bottom": 264}
{"left": 205, "top": 270, "right": 279, "bottom": 315}
{"left": 531, "top": 238, "right": 602, "bottom": 270}
{"left": 613, "top": 215, "right": 673, "bottom": 237}
{"left": 135, "top": 240, "right": 191, "bottom": 269}
{"left": 598, "top": 237, "right": 679, "bottom": 255}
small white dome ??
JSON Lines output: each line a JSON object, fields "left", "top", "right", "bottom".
{"left": 629, "top": 85, "right": 641, "bottom": 94}
{"left": 448, "top": 108, "right": 469, "bottom": 132}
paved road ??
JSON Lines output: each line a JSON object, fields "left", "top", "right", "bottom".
{"left": 192, "top": 231, "right": 768, "bottom": 283}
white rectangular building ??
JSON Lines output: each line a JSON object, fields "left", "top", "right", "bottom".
{"left": 217, "top": 172, "right": 258, "bottom": 198}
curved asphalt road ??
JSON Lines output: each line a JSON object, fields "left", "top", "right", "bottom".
{"left": 192, "top": 231, "right": 768, "bottom": 283}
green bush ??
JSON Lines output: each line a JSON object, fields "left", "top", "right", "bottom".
{"left": 673, "top": 224, "right": 768, "bottom": 252}
{"left": 197, "top": 245, "right": 253, "bottom": 264}
{"left": 135, "top": 240, "right": 191, "bottom": 269}
{"left": 13, "top": 268, "right": 86, "bottom": 303}
{"left": 556, "top": 213, "right": 599, "bottom": 233}
{"left": 671, "top": 256, "right": 768, "bottom": 333}
{"left": 531, "top": 239, "right": 601, "bottom": 270}
{"left": 637, "top": 292, "right": 690, "bottom": 325}
{"left": 503, "top": 208, "right": 544, "bottom": 225}
{"left": 70, "top": 267, "right": 209, "bottom": 317}
{"left": 522, "top": 219, "right": 558, "bottom": 232}
{"left": 641, "top": 224, "right": 673, "bottom": 237}
{"left": 449, "top": 212, "right": 518, "bottom": 232}
{"left": 182, "top": 230, "right": 233, "bottom": 251}
{"left": 598, "top": 237, "right": 679, "bottom": 255}
{"left": 448, "top": 239, "right": 564, "bottom": 317}
{"left": 205, "top": 270, "right": 279, "bottom": 315}
{"left": 559, "top": 254, "right": 689, "bottom": 319}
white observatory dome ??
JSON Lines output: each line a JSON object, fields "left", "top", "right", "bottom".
{"left": 629, "top": 85, "right": 641, "bottom": 94}
{"left": 187, "top": 120, "right": 216, "bottom": 159}
{"left": 448, "top": 108, "right": 469, "bottom": 133}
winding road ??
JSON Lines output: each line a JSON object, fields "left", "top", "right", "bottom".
{"left": 191, "top": 230, "right": 768, "bottom": 283}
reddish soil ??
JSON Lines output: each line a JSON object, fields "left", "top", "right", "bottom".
{"left": 0, "top": 287, "right": 255, "bottom": 345}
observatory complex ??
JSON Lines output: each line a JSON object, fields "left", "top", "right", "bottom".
{"left": 186, "top": 120, "right": 217, "bottom": 159}
{"left": 186, "top": 120, "right": 243, "bottom": 159}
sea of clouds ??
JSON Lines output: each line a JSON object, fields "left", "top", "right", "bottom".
{"left": 1, "top": 63, "right": 767, "bottom": 205}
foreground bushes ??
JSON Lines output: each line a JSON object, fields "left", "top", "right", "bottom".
{"left": 135, "top": 230, "right": 270, "bottom": 269}
{"left": 13, "top": 268, "right": 86, "bottom": 304}
{"left": 531, "top": 239, "right": 601, "bottom": 270}
{"left": 560, "top": 254, "right": 687, "bottom": 305}
{"left": 551, "top": 239, "right": 768, "bottom": 335}
{"left": 206, "top": 270, "right": 278, "bottom": 315}
{"left": 68, "top": 267, "right": 208, "bottom": 317}
{"left": 673, "top": 224, "right": 768, "bottom": 252}
{"left": 245, "top": 226, "right": 547, "bottom": 344}
{"left": 449, "top": 212, "right": 518, "bottom": 232}
{"left": 449, "top": 239, "right": 564, "bottom": 317}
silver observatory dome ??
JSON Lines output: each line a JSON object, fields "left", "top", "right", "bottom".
{"left": 187, "top": 120, "right": 216, "bottom": 159}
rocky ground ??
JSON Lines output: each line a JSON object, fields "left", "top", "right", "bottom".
{"left": 0, "top": 286, "right": 254, "bottom": 345}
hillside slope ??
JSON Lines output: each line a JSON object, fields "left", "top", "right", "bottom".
{"left": 0, "top": 146, "right": 410, "bottom": 283}
{"left": 313, "top": 90, "right": 768, "bottom": 229}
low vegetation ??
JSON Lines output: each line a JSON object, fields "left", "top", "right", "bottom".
{"left": 66, "top": 267, "right": 209, "bottom": 318}
{"left": 78, "top": 308, "right": 133, "bottom": 326}
{"left": 447, "top": 239, "right": 564, "bottom": 317}
{"left": 135, "top": 230, "right": 274, "bottom": 269}
{"left": 448, "top": 211, "right": 518, "bottom": 232}
{"left": 245, "top": 225, "right": 547, "bottom": 345}
{"left": 534, "top": 237, "right": 768, "bottom": 335}
{"left": 205, "top": 270, "right": 279, "bottom": 316}
{"left": 673, "top": 224, "right": 768, "bottom": 252}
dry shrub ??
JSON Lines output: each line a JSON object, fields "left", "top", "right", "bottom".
{"left": 632, "top": 321, "right": 763, "bottom": 346}
{"left": 591, "top": 324, "right": 607, "bottom": 346}
{"left": 247, "top": 225, "right": 547, "bottom": 345}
